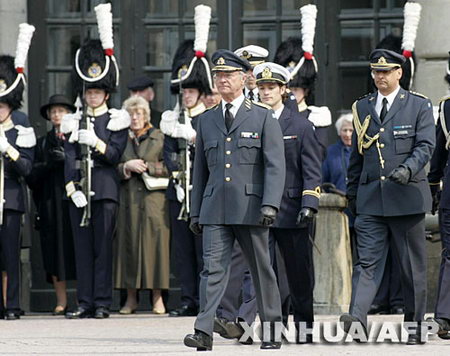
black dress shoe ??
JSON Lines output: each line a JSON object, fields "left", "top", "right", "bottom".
{"left": 368, "top": 304, "right": 390, "bottom": 315}
{"left": 5, "top": 312, "right": 20, "bottom": 320}
{"left": 406, "top": 333, "right": 425, "bottom": 345}
{"left": 260, "top": 341, "right": 281, "bottom": 349}
{"left": 339, "top": 314, "right": 368, "bottom": 342}
{"left": 169, "top": 305, "right": 197, "bottom": 317}
{"left": 213, "top": 318, "right": 245, "bottom": 339}
{"left": 184, "top": 330, "right": 213, "bottom": 351}
{"left": 389, "top": 306, "right": 404, "bottom": 314}
{"left": 94, "top": 307, "right": 110, "bottom": 319}
{"left": 433, "top": 317, "right": 450, "bottom": 339}
{"left": 65, "top": 307, "right": 93, "bottom": 319}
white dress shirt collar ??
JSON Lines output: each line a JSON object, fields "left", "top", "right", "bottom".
{"left": 222, "top": 94, "right": 246, "bottom": 118}
{"left": 273, "top": 105, "right": 284, "bottom": 120}
{"left": 375, "top": 85, "right": 401, "bottom": 116}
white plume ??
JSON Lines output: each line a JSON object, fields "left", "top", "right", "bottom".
{"left": 14, "top": 23, "right": 35, "bottom": 69}
{"left": 95, "top": 3, "right": 114, "bottom": 50}
{"left": 194, "top": 5, "right": 211, "bottom": 52}
{"left": 300, "top": 4, "right": 317, "bottom": 54}
{"left": 402, "top": 2, "right": 421, "bottom": 52}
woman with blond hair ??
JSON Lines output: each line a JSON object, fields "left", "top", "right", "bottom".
{"left": 114, "top": 95, "right": 170, "bottom": 314}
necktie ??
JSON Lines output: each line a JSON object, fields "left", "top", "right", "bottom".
{"left": 248, "top": 90, "right": 254, "bottom": 101}
{"left": 380, "top": 97, "right": 388, "bottom": 122}
{"left": 225, "top": 103, "right": 234, "bottom": 131}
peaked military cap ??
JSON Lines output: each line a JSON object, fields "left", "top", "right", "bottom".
{"left": 234, "top": 45, "right": 269, "bottom": 67}
{"left": 370, "top": 49, "right": 406, "bottom": 71}
{"left": 253, "top": 62, "right": 290, "bottom": 85}
{"left": 127, "top": 76, "right": 154, "bottom": 91}
{"left": 211, "top": 49, "right": 251, "bottom": 72}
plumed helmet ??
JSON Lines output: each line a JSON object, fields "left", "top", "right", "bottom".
{"left": 0, "top": 55, "right": 24, "bottom": 110}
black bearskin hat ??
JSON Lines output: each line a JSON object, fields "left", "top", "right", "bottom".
{"left": 273, "top": 37, "right": 317, "bottom": 91}
{"left": 373, "top": 34, "right": 416, "bottom": 90}
{"left": 170, "top": 40, "right": 212, "bottom": 96}
{"left": 0, "top": 55, "right": 24, "bottom": 110}
{"left": 72, "top": 39, "right": 117, "bottom": 95}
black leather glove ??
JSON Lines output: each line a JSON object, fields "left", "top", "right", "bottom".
{"left": 347, "top": 195, "right": 357, "bottom": 217}
{"left": 189, "top": 217, "right": 203, "bottom": 235}
{"left": 388, "top": 166, "right": 411, "bottom": 185}
{"left": 430, "top": 184, "right": 441, "bottom": 215}
{"left": 259, "top": 206, "right": 277, "bottom": 227}
{"left": 49, "top": 146, "right": 65, "bottom": 162}
{"left": 296, "top": 207, "right": 316, "bottom": 227}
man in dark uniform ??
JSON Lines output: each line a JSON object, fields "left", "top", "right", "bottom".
{"left": 0, "top": 53, "right": 36, "bottom": 320}
{"left": 427, "top": 53, "right": 450, "bottom": 338}
{"left": 213, "top": 45, "right": 269, "bottom": 341}
{"left": 183, "top": 49, "right": 285, "bottom": 351}
{"left": 127, "top": 76, "right": 162, "bottom": 129}
{"left": 341, "top": 49, "right": 435, "bottom": 344}
{"left": 63, "top": 39, "right": 129, "bottom": 319}
{"left": 255, "top": 62, "right": 322, "bottom": 343}
{"left": 161, "top": 39, "right": 212, "bottom": 317}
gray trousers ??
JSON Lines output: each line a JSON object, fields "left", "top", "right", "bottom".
{"left": 195, "top": 225, "right": 282, "bottom": 336}
{"left": 350, "top": 214, "right": 427, "bottom": 327}
{"left": 216, "top": 240, "right": 257, "bottom": 324}
{"left": 436, "top": 208, "right": 450, "bottom": 319}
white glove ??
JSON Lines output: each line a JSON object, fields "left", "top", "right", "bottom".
{"left": 78, "top": 129, "right": 99, "bottom": 147}
{"left": 71, "top": 191, "right": 88, "bottom": 208}
{"left": 0, "top": 136, "right": 10, "bottom": 153}
{"left": 173, "top": 123, "right": 196, "bottom": 142}
{"left": 175, "top": 183, "right": 185, "bottom": 203}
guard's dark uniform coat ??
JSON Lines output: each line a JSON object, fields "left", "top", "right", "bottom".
{"left": 0, "top": 120, "right": 34, "bottom": 315}
{"left": 64, "top": 104, "right": 128, "bottom": 311}
{"left": 347, "top": 87, "right": 435, "bottom": 327}
{"left": 428, "top": 97, "right": 450, "bottom": 321}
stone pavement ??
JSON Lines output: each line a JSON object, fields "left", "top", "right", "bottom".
{"left": 0, "top": 313, "right": 449, "bottom": 355}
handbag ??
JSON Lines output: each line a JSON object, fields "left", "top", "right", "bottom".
{"left": 141, "top": 172, "right": 169, "bottom": 191}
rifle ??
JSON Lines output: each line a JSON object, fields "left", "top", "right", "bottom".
{"left": 79, "top": 87, "right": 93, "bottom": 227}
{"left": 0, "top": 125, "right": 4, "bottom": 225}
{"left": 176, "top": 86, "right": 191, "bottom": 221}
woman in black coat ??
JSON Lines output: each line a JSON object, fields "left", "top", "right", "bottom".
{"left": 27, "top": 95, "right": 77, "bottom": 315}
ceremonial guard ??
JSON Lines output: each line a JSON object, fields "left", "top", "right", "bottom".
{"left": 273, "top": 4, "right": 331, "bottom": 159}
{"left": 183, "top": 49, "right": 285, "bottom": 351}
{"left": 341, "top": 49, "right": 435, "bottom": 344}
{"left": 0, "top": 23, "right": 36, "bottom": 320}
{"left": 63, "top": 4, "right": 129, "bottom": 319}
{"left": 427, "top": 51, "right": 450, "bottom": 339}
{"left": 161, "top": 5, "right": 213, "bottom": 317}
{"left": 254, "top": 62, "right": 322, "bottom": 342}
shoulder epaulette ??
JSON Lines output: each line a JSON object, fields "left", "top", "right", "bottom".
{"left": 409, "top": 91, "right": 428, "bottom": 99}
{"left": 439, "top": 95, "right": 450, "bottom": 104}
{"left": 107, "top": 108, "right": 131, "bottom": 131}
{"left": 252, "top": 101, "right": 271, "bottom": 110}
{"left": 356, "top": 93, "right": 371, "bottom": 101}
{"left": 15, "top": 125, "right": 37, "bottom": 148}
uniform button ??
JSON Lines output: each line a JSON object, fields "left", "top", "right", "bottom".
{"left": 380, "top": 128, "right": 385, "bottom": 132}
{"left": 226, "top": 150, "right": 231, "bottom": 155}
{"left": 225, "top": 163, "right": 231, "bottom": 168}
{"left": 381, "top": 176, "right": 386, "bottom": 181}
{"left": 225, "top": 177, "right": 231, "bottom": 182}
{"left": 226, "top": 137, "right": 232, "bottom": 142}
{"left": 380, "top": 143, "right": 385, "bottom": 148}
